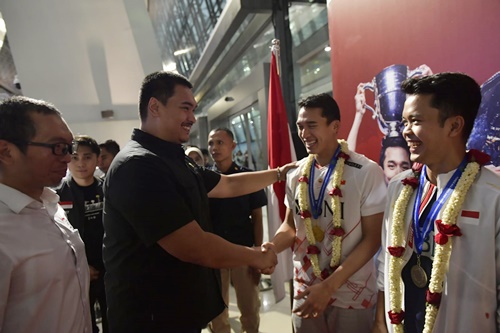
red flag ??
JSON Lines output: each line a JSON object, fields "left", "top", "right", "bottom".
{"left": 267, "top": 42, "right": 296, "bottom": 302}
{"left": 268, "top": 50, "right": 295, "bottom": 221}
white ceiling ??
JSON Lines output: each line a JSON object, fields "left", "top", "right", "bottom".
{"left": 0, "top": 0, "right": 162, "bottom": 124}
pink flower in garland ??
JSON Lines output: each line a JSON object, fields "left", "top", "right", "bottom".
{"left": 321, "top": 269, "right": 330, "bottom": 280}
{"left": 298, "top": 176, "right": 309, "bottom": 183}
{"left": 388, "top": 310, "right": 405, "bottom": 324}
{"left": 467, "top": 149, "right": 491, "bottom": 166}
{"left": 434, "top": 220, "right": 462, "bottom": 245}
{"left": 388, "top": 246, "right": 405, "bottom": 257}
{"left": 306, "top": 245, "right": 320, "bottom": 255}
{"left": 328, "top": 187, "right": 342, "bottom": 197}
{"left": 426, "top": 290, "right": 442, "bottom": 305}
{"left": 329, "top": 227, "right": 345, "bottom": 237}
{"left": 338, "top": 151, "right": 350, "bottom": 161}
{"left": 402, "top": 176, "right": 419, "bottom": 189}
{"left": 300, "top": 210, "right": 312, "bottom": 219}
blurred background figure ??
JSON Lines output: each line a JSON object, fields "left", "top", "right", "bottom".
{"left": 97, "top": 139, "right": 120, "bottom": 177}
{"left": 207, "top": 128, "right": 267, "bottom": 333}
{"left": 185, "top": 146, "right": 205, "bottom": 167}
{"left": 200, "top": 148, "right": 213, "bottom": 168}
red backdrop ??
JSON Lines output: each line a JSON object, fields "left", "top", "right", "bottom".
{"left": 327, "top": 0, "right": 500, "bottom": 163}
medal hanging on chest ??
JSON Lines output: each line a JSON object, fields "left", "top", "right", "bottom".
{"left": 308, "top": 146, "right": 341, "bottom": 219}
{"left": 410, "top": 255, "right": 428, "bottom": 288}
{"left": 410, "top": 161, "right": 467, "bottom": 288}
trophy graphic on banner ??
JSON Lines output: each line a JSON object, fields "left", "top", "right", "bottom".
{"left": 357, "top": 64, "right": 433, "bottom": 138}
{"left": 468, "top": 71, "right": 500, "bottom": 168}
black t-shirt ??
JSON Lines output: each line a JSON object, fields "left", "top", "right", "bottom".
{"left": 209, "top": 162, "right": 267, "bottom": 246}
{"left": 103, "top": 129, "right": 224, "bottom": 332}
{"left": 57, "top": 177, "right": 104, "bottom": 271}
{"left": 78, "top": 181, "right": 104, "bottom": 269}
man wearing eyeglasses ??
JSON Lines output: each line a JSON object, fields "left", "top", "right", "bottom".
{"left": 0, "top": 96, "right": 92, "bottom": 333}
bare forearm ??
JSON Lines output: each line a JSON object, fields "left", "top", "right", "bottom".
{"left": 210, "top": 169, "right": 279, "bottom": 198}
{"left": 158, "top": 221, "right": 275, "bottom": 270}
{"left": 192, "top": 232, "right": 264, "bottom": 268}
{"left": 270, "top": 220, "right": 296, "bottom": 253}
{"left": 208, "top": 162, "right": 296, "bottom": 198}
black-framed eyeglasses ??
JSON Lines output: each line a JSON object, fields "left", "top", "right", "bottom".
{"left": 26, "top": 141, "right": 74, "bottom": 156}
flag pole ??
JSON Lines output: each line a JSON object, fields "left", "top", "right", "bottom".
{"left": 271, "top": 39, "right": 280, "bottom": 76}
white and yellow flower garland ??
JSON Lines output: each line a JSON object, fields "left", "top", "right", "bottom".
{"left": 297, "top": 140, "right": 349, "bottom": 279}
{"left": 388, "top": 158, "right": 481, "bottom": 333}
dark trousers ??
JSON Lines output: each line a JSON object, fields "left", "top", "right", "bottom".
{"left": 90, "top": 279, "right": 109, "bottom": 333}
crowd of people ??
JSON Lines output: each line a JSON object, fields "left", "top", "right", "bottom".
{"left": 0, "top": 70, "right": 498, "bottom": 333}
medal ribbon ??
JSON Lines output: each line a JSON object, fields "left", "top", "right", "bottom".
{"left": 412, "top": 158, "right": 468, "bottom": 255}
{"left": 308, "top": 145, "right": 341, "bottom": 219}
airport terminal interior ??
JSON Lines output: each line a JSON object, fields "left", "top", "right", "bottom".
{"left": 0, "top": 1, "right": 329, "bottom": 331}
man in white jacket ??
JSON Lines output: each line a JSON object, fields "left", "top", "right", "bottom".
{"left": 373, "top": 72, "right": 500, "bottom": 333}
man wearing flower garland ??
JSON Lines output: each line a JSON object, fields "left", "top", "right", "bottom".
{"left": 102, "top": 71, "right": 295, "bottom": 333}
{"left": 373, "top": 72, "right": 500, "bottom": 333}
{"left": 262, "top": 93, "right": 387, "bottom": 333}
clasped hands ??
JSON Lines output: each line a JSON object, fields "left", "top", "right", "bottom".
{"left": 250, "top": 242, "right": 278, "bottom": 274}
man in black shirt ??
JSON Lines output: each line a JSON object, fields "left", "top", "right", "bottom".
{"left": 103, "top": 71, "right": 295, "bottom": 333}
{"left": 56, "top": 135, "right": 107, "bottom": 333}
{"left": 207, "top": 128, "right": 267, "bottom": 333}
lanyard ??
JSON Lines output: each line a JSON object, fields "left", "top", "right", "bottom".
{"left": 308, "top": 145, "right": 341, "bottom": 219}
{"left": 412, "top": 158, "right": 467, "bottom": 254}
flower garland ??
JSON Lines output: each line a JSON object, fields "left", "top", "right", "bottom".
{"left": 387, "top": 150, "right": 489, "bottom": 333}
{"left": 297, "top": 140, "right": 349, "bottom": 279}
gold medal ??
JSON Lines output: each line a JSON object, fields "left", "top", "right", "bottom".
{"left": 410, "top": 255, "right": 427, "bottom": 288}
{"left": 312, "top": 225, "right": 325, "bottom": 242}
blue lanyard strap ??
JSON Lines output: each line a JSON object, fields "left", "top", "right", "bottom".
{"left": 308, "top": 145, "right": 341, "bottom": 219}
{"left": 412, "top": 158, "right": 468, "bottom": 254}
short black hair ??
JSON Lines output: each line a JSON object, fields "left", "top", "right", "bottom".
{"left": 99, "top": 139, "right": 120, "bottom": 156}
{"left": 0, "top": 96, "right": 61, "bottom": 154}
{"left": 209, "top": 127, "right": 235, "bottom": 141}
{"left": 298, "top": 93, "right": 341, "bottom": 124}
{"left": 401, "top": 72, "right": 481, "bottom": 141}
{"left": 73, "top": 135, "right": 100, "bottom": 157}
{"left": 139, "top": 71, "right": 193, "bottom": 121}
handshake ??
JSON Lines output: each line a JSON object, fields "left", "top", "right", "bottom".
{"left": 250, "top": 242, "right": 279, "bottom": 275}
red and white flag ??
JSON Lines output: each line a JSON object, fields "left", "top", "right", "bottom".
{"left": 267, "top": 39, "right": 296, "bottom": 302}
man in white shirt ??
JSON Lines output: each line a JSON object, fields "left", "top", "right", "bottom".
{"left": 0, "top": 96, "right": 92, "bottom": 332}
{"left": 373, "top": 72, "right": 500, "bottom": 333}
{"left": 263, "top": 93, "right": 387, "bottom": 333}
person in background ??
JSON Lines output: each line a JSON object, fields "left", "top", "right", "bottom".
{"left": 207, "top": 128, "right": 267, "bottom": 333}
{"left": 98, "top": 139, "right": 120, "bottom": 176}
{"left": 262, "top": 93, "right": 387, "bottom": 333}
{"left": 201, "top": 147, "right": 212, "bottom": 168}
{"left": 56, "top": 134, "right": 108, "bottom": 333}
{"left": 373, "top": 73, "right": 500, "bottom": 333}
{"left": 102, "top": 71, "right": 295, "bottom": 333}
{"left": 0, "top": 96, "right": 91, "bottom": 332}
{"left": 185, "top": 146, "right": 204, "bottom": 167}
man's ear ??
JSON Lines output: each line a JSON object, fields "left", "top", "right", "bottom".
{"left": 147, "top": 97, "right": 160, "bottom": 118}
{"left": 448, "top": 116, "right": 465, "bottom": 137}
{"left": 0, "top": 140, "right": 16, "bottom": 165}
{"left": 331, "top": 120, "right": 341, "bottom": 133}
